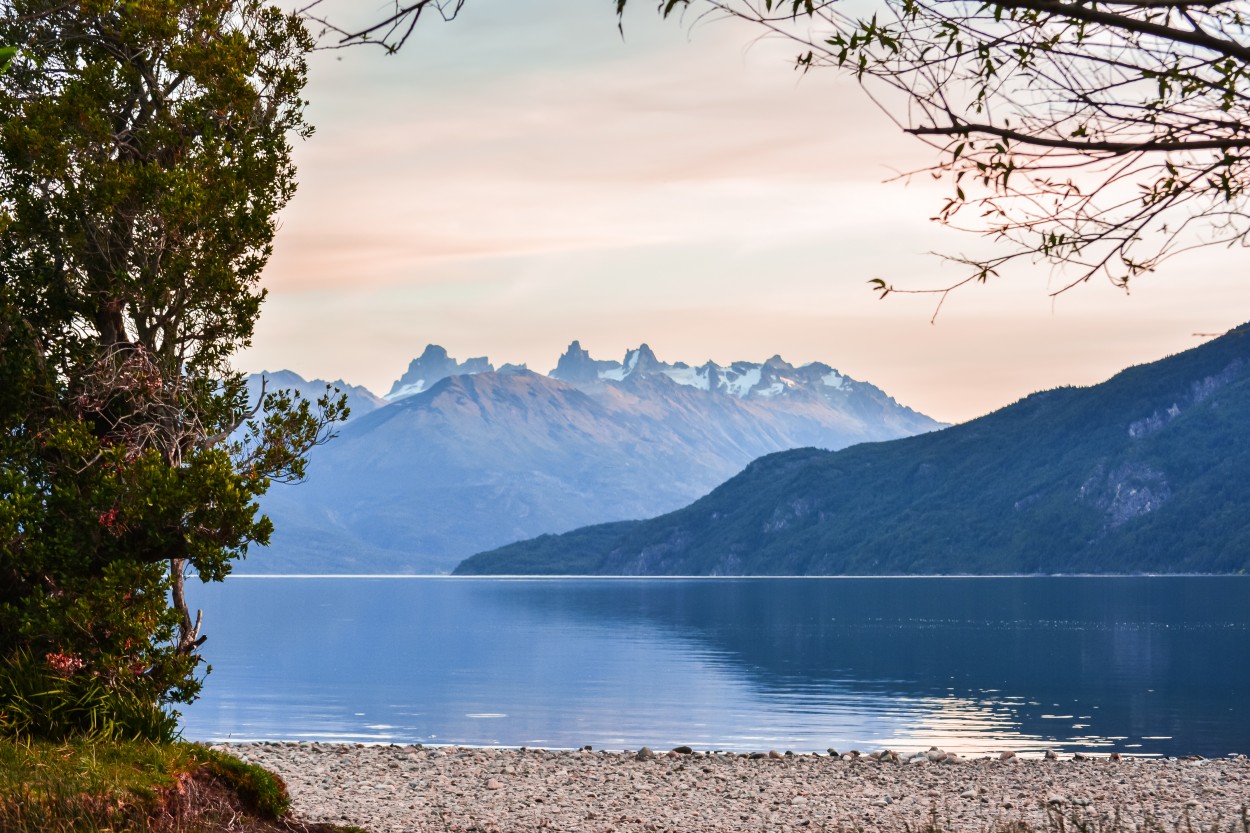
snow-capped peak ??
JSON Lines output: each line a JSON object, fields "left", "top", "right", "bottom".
{"left": 550, "top": 341, "right": 857, "bottom": 401}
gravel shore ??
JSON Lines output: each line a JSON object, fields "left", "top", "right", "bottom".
{"left": 225, "top": 744, "right": 1250, "bottom": 833}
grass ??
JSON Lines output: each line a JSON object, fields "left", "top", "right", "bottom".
{"left": 0, "top": 737, "right": 367, "bottom": 832}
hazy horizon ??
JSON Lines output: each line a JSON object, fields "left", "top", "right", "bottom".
{"left": 241, "top": 0, "right": 1250, "bottom": 424}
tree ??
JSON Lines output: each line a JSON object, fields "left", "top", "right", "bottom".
{"left": 0, "top": 0, "right": 344, "bottom": 740}
{"left": 331, "top": 0, "right": 1250, "bottom": 309}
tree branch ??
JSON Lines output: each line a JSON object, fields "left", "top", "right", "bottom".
{"left": 297, "top": 0, "right": 465, "bottom": 50}
{"left": 908, "top": 121, "right": 1250, "bottom": 153}
{"left": 993, "top": 0, "right": 1250, "bottom": 63}
{"left": 202, "top": 376, "right": 266, "bottom": 449}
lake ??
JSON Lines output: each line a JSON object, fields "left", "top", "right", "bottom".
{"left": 182, "top": 576, "right": 1249, "bottom": 757}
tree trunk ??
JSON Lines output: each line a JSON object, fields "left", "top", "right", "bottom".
{"left": 170, "top": 557, "right": 205, "bottom": 655}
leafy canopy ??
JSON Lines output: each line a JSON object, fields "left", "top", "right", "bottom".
{"left": 0, "top": 0, "right": 343, "bottom": 740}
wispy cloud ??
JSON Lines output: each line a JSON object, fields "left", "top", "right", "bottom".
{"left": 245, "top": 0, "right": 1250, "bottom": 423}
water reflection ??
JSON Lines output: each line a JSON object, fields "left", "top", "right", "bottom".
{"left": 182, "top": 577, "right": 1250, "bottom": 756}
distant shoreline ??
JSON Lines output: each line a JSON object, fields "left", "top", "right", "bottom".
{"left": 224, "top": 572, "right": 1250, "bottom": 579}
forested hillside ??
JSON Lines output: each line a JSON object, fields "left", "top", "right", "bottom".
{"left": 457, "top": 326, "right": 1250, "bottom": 575}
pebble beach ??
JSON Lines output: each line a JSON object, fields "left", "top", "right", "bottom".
{"left": 226, "top": 743, "right": 1250, "bottom": 833}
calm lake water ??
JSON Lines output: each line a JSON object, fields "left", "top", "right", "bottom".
{"left": 182, "top": 576, "right": 1249, "bottom": 757}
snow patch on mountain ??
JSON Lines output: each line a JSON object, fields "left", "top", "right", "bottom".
{"left": 822, "top": 371, "right": 845, "bottom": 390}
{"left": 388, "top": 379, "right": 428, "bottom": 400}
{"left": 663, "top": 365, "right": 712, "bottom": 391}
{"left": 722, "top": 367, "right": 761, "bottom": 397}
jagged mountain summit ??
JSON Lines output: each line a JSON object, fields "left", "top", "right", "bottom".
{"left": 549, "top": 340, "right": 621, "bottom": 384}
{"left": 456, "top": 325, "right": 1250, "bottom": 577}
{"left": 386, "top": 344, "right": 493, "bottom": 401}
{"left": 552, "top": 342, "right": 851, "bottom": 400}
{"left": 544, "top": 341, "right": 939, "bottom": 441}
{"left": 246, "top": 341, "right": 944, "bottom": 574}
{"left": 384, "top": 340, "right": 907, "bottom": 410}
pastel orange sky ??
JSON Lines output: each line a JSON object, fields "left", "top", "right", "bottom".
{"left": 240, "top": 1, "right": 1250, "bottom": 424}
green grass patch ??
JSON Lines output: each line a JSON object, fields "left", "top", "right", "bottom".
{"left": 0, "top": 737, "right": 358, "bottom": 832}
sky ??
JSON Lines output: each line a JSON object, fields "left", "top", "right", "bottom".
{"left": 239, "top": 0, "right": 1250, "bottom": 424}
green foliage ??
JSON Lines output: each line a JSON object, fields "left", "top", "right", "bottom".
{"left": 0, "top": 2, "right": 345, "bottom": 741}
{"left": 0, "top": 648, "right": 178, "bottom": 742}
{"left": 458, "top": 325, "right": 1250, "bottom": 577}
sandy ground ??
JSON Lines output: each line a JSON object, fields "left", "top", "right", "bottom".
{"left": 226, "top": 743, "right": 1250, "bottom": 833}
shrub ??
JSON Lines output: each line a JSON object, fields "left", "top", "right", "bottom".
{"left": 0, "top": 649, "right": 178, "bottom": 743}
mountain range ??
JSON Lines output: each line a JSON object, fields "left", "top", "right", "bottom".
{"left": 456, "top": 324, "right": 1250, "bottom": 576}
{"left": 246, "top": 342, "right": 943, "bottom": 573}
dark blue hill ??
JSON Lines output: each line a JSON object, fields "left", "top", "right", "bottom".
{"left": 456, "top": 325, "right": 1250, "bottom": 575}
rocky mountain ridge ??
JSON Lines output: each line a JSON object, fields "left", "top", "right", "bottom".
{"left": 315, "top": 339, "right": 921, "bottom": 411}
{"left": 550, "top": 341, "right": 854, "bottom": 402}
{"left": 244, "top": 342, "right": 944, "bottom": 573}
